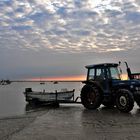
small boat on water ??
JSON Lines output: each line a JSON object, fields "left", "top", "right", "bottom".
{"left": 40, "top": 82, "right": 45, "bottom": 85}
{"left": 23, "top": 88, "right": 75, "bottom": 105}
{"left": 53, "top": 81, "right": 58, "bottom": 84}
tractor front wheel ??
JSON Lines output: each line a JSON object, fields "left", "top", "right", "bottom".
{"left": 81, "top": 84, "right": 102, "bottom": 109}
{"left": 116, "top": 89, "right": 134, "bottom": 113}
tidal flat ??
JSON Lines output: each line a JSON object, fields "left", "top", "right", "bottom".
{"left": 1, "top": 104, "right": 140, "bottom": 140}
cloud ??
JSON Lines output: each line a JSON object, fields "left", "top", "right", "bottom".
{"left": 0, "top": 0, "right": 140, "bottom": 78}
{"left": 0, "top": 0, "right": 140, "bottom": 54}
{"left": 0, "top": 1, "right": 139, "bottom": 53}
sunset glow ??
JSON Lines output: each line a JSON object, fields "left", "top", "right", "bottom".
{"left": 29, "top": 75, "right": 86, "bottom": 81}
{"left": 28, "top": 74, "right": 128, "bottom": 81}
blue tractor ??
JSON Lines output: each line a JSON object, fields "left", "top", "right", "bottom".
{"left": 81, "top": 62, "right": 140, "bottom": 112}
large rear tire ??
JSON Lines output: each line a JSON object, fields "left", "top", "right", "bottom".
{"left": 81, "top": 84, "right": 102, "bottom": 109}
{"left": 116, "top": 89, "right": 134, "bottom": 113}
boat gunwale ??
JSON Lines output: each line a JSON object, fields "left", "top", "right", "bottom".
{"left": 24, "top": 89, "right": 75, "bottom": 96}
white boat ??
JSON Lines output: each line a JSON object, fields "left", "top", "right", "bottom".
{"left": 24, "top": 88, "right": 75, "bottom": 104}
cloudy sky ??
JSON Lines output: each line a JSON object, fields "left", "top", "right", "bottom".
{"left": 0, "top": 0, "right": 140, "bottom": 80}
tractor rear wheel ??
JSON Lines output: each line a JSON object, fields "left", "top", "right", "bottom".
{"left": 116, "top": 89, "right": 134, "bottom": 113}
{"left": 81, "top": 84, "right": 102, "bottom": 109}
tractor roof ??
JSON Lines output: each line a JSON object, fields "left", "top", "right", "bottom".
{"left": 85, "top": 63, "right": 118, "bottom": 69}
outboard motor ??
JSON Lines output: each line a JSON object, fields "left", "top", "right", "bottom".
{"left": 125, "top": 62, "right": 133, "bottom": 80}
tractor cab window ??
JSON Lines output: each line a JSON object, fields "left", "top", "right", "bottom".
{"left": 110, "top": 67, "right": 120, "bottom": 80}
{"left": 88, "top": 68, "right": 95, "bottom": 80}
{"left": 88, "top": 67, "right": 105, "bottom": 80}
{"left": 96, "top": 68, "right": 105, "bottom": 80}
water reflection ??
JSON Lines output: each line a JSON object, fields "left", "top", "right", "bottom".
{"left": 25, "top": 101, "right": 140, "bottom": 117}
{"left": 25, "top": 102, "right": 59, "bottom": 112}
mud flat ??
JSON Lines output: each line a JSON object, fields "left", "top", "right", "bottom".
{"left": 1, "top": 104, "right": 140, "bottom": 140}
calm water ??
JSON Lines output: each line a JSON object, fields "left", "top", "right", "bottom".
{"left": 0, "top": 82, "right": 83, "bottom": 118}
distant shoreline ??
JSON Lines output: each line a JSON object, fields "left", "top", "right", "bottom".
{"left": 10, "top": 80, "right": 84, "bottom": 83}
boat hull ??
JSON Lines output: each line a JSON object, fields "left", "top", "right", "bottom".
{"left": 24, "top": 88, "right": 75, "bottom": 104}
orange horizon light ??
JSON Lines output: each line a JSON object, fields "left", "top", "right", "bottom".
{"left": 28, "top": 74, "right": 128, "bottom": 81}
{"left": 29, "top": 75, "right": 86, "bottom": 81}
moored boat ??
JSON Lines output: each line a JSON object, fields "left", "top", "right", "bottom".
{"left": 23, "top": 88, "right": 75, "bottom": 105}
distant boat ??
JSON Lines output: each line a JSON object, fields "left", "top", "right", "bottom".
{"left": 39, "top": 77, "right": 45, "bottom": 85}
{"left": 23, "top": 88, "right": 75, "bottom": 105}
{"left": 0, "top": 80, "right": 11, "bottom": 85}
{"left": 53, "top": 81, "right": 58, "bottom": 84}
{"left": 40, "top": 82, "right": 45, "bottom": 85}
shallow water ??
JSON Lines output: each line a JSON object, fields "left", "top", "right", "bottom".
{"left": 0, "top": 82, "right": 82, "bottom": 117}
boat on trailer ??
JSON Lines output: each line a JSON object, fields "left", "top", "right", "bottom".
{"left": 23, "top": 88, "right": 77, "bottom": 105}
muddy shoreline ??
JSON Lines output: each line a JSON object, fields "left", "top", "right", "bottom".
{"left": 1, "top": 104, "right": 140, "bottom": 140}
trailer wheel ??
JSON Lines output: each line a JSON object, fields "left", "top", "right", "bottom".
{"left": 116, "top": 89, "right": 134, "bottom": 113}
{"left": 81, "top": 84, "right": 102, "bottom": 109}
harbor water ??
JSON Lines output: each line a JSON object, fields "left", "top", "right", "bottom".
{"left": 0, "top": 82, "right": 83, "bottom": 118}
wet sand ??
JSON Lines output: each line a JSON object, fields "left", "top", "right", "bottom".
{"left": 1, "top": 104, "right": 140, "bottom": 140}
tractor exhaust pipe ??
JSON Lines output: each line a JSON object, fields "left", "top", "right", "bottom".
{"left": 124, "top": 62, "right": 133, "bottom": 79}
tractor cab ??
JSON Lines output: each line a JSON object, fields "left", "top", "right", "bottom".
{"left": 86, "top": 63, "right": 120, "bottom": 81}
{"left": 85, "top": 63, "right": 121, "bottom": 93}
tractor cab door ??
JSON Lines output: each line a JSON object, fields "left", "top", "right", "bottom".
{"left": 107, "top": 66, "right": 121, "bottom": 88}
{"left": 87, "top": 67, "right": 110, "bottom": 94}
{"left": 95, "top": 67, "right": 110, "bottom": 94}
